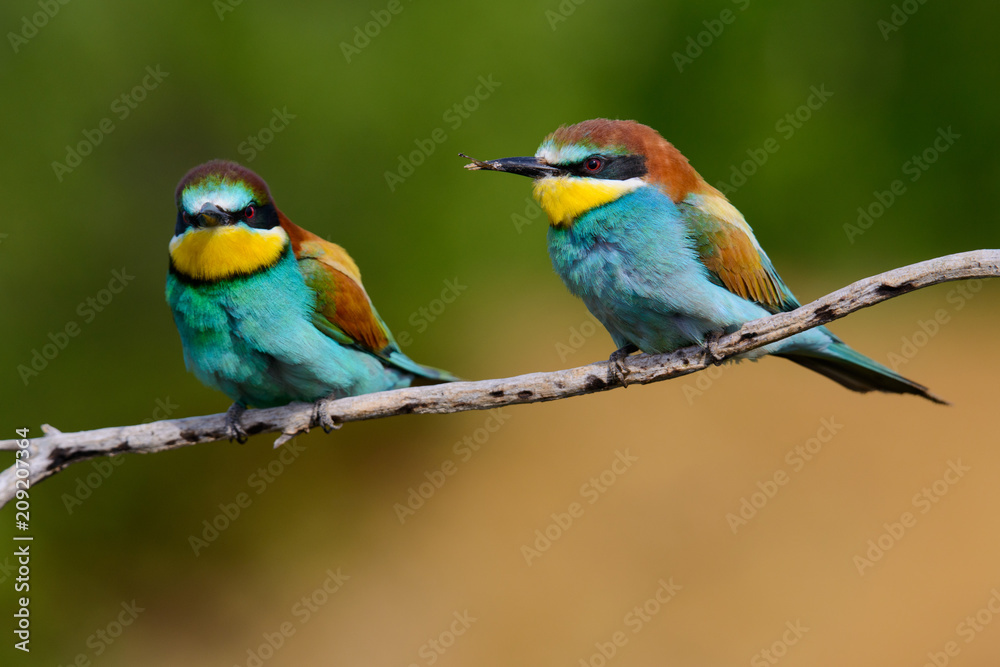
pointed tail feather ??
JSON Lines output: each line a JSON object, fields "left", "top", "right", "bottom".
{"left": 776, "top": 342, "right": 948, "bottom": 404}
{"left": 386, "top": 350, "right": 462, "bottom": 384}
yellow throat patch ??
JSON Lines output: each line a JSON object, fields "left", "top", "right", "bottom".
{"left": 532, "top": 176, "right": 642, "bottom": 228}
{"left": 169, "top": 225, "right": 287, "bottom": 281}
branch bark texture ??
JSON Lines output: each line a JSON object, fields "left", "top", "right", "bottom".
{"left": 2, "top": 249, "right": 997, "bottom": 507}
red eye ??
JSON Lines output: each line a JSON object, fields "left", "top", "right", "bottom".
{"left": 244, "top": 205, "right": 255, "bottom": 219}
{"left": 182, "top": 212, "right": 190, "bottom": 224}
{"left": 584, "top": 157, "right": 604, "bottom": 173}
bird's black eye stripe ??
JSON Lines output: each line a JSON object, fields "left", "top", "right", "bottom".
{"left": 570, "top": 155, "right": 647, "bottom": 181}
{"left": 244, "top": 202, "right": 279, "bottom": 229}
{"left": 174, "top": 202, "right": 280, "bottom": 233}
{"left": 175, "top": 210, "right": 190, "bottom": 236}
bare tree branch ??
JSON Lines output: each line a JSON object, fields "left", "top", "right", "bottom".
{"left": 2, "top": 249, "right": 998, "bottom": 508}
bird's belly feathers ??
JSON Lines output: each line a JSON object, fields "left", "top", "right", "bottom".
{"left": 546, "top": 195, "right": 785, "bottom": 354}
{"left": 165, "top": 255, "right": 406, "bottom": 407}
{"left": 548, "top": 230, "right": 705, "bottom": 351}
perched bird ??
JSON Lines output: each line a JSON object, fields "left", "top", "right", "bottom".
{"left": 167, "top": 160, "right": 459, "bottom": 440}
{"left": 464, "top": 119, "right": 944, "bottom": 403}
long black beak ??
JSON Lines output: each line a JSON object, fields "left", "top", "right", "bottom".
{"left": 194, "top": 203, "right": 231, "bottom": 228}
{"left": 461, "top": 154, "right": 563, "bottom": 179}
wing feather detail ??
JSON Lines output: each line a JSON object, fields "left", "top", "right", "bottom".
{"left": 279, "top": 213, "right": 394, "bottom": 356}
{"left": 680, "top": 193, "right": 799, "bottom": 313}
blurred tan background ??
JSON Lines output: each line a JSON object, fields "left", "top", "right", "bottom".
{"left": 2, "top": 0, "right": 999, "bottom": 665}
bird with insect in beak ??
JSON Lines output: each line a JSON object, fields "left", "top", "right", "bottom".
{"left": 167, "top": 160, "right": 460, "bottom": 441}
{"left": 462, "top": 119, "right": 944, "bottom": 403}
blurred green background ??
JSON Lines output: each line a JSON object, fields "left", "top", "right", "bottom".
{"left": 2, "top": 1, "right": 999, "bottom": 665}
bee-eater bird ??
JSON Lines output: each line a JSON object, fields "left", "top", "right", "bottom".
{"left": 167, "top": 160, "right": 459, "bottom": 440}
{"left": 464, "top": 119, "right": 944, "bottom": 403}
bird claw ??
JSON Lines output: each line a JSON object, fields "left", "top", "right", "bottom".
{"left": 225, "top": 403, "right": 249, "bottom": 444}
{"left": 312, "top": 400, "right": 342, "bottom": 434}
{"left": 703, "top": 331, "right": 727, "bottom": 366}
{"left": 607, "top": 344, "right": 639, "bottom": 387}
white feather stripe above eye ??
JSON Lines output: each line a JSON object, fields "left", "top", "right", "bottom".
{"left": 181, "top": 180, "right": 257, "bottom": 214}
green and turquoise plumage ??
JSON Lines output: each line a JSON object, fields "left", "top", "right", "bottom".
{"left": 466, "top": 119, "right": 944, "bottom": 403}
{"left": 167, "top": 160, "right": 458, "bottom": 439}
